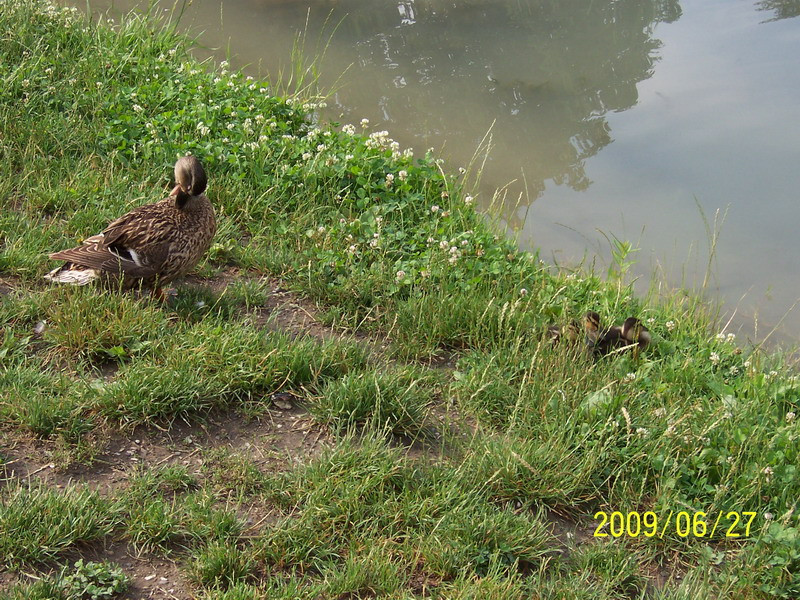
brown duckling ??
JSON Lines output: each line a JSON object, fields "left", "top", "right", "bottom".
{"left": 590, "top": 315, "right": 651, "bottom": 358}
{"left": 546, "top": 319, "right": 581, "bottom": 346}
{"left": 45, "top": 156, "right": 216, "bottom": 300}
{"left": 620, "top": 317, "right": 651, "bottom": 359}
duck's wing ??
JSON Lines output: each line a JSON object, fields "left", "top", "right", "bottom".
{"left": 51, "top": 201, "right": 178, "bottom": 278}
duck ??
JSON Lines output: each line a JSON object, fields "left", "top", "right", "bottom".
{"left": 44, "top": 156, "right": 216, "bottom": 300}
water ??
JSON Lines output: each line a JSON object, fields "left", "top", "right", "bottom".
{"left": 69, "top": 0, "right": 800, "bottom": 342}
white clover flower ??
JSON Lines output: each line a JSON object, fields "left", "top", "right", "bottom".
{"left": 646, "top": 317, "right": 656, "bottom": 325}
{"left": 342, "top": 123, "right": 356, "bottom": 135}
{"left": 317, "top": 226, "right": 326, "bottom": 234}
{"left": 132, "top": 104, "right": 143, "bottom": 112}
{"left": 665, "top": 320, "right": 676, "bottom": 332}
{"left": 302, "top": 152, "right": 312, "bottom": 160}
{"left": 395, "top": 270, "right": 406, "bottom": 281}
{"left": 385, "top": 173, "right": 394, "bottom": 186}
{"left": 709, "top": 352, "right": 720, "bottom": 366}
{"left": 398, "top": 170, "right": 408, "bottom": 182}
{"left": 623, "top": 373, "right": 637, "bottom": 383}
{"left": 431, "top": 205, "right": 440, "bottom": 213}
{"left": 442, "top": 210, "right": 451, "bottom": 217}
{"left": 345, "top": 154, "right": 354, "bottom": 161}
{"left": 226, "top": 123, "right": 235, "bottom": 131}
{"left": 464, "top": 195, "right": 474, "bottom": 205}
{"left": 763, "top": 466, "right": 774, "bottom": 477}
{"left": 653, "top": 407, "right": 666, "bottom": 418}
{"left": 519, "top": 288, "right": 528, "bottom": 297}
{"left": 716, "top": 333, "right": 727, "bottom": 342}
{"left": 360, "top": 118, "right": 370, "bottom": 127}
{"left": 764, "top": 512, "right": 774, "bottom": 520}
{"left": 347, "top": 244, "right": 357, "bottom": 254}
{"left": 636, "top": 427, "right": 649, "bottom": 437}
{"left": 729, "top": 366, "right": 740, "bottom": 376}
{"left": 787, "top": 411, "right": 796, "bottom": 422}
{"left": 744, "top": 360, "right": 751, "bottom": 368}
{"left": 439, "top": 239, "right": 450, "bottom": 250}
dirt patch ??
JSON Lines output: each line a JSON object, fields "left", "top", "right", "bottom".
{"left": 186, "top": 268, "right": 393, "bottom": 359}
{"left": 0, "top": 401, "right": 330, "bottom": 495}
{"left": 0, "top": 276, "right": 19, "bottom": 297}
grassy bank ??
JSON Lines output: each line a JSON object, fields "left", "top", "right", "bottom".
{"left": 1, "top": 0, "right": 799, "bottom": 598}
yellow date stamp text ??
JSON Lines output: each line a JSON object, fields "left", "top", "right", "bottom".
{"left": 593, "top": 510, "right": 757, "bottom": 539}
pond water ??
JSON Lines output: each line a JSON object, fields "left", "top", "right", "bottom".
{"left": 70, "top": 0, "right": 800, "bottom": 343}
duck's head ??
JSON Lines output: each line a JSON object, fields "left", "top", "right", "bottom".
{"left": 584, "top": 311, "right": 601, "bottom": 334}
{"left": 171, "top": 155, "right": 207, "bottom": 207}
{"left": 583, "top": 311, "right": 602, "bottom": 345}
{"left": 621, "top": 317, "right": 651, "bottom": 347}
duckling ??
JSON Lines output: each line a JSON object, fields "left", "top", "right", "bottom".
{"left": 45, "top": 156, "right": 216, "bottom": 300}
{"left": 546, "top": 319, "right": 581, "bottom": 346}
{"left": 620, "top": 317, "right": 651, "bottom": 360}
{"left": 584, "top": 311, "right": 628, "bottom": 357}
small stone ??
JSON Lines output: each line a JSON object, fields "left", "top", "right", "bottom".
{"left": 144, "top": 574, "right": 156, "bottom": 581}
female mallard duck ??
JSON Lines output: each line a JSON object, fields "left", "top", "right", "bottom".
{"left": 44, "top": 156, "right": 216, "bottom": 300}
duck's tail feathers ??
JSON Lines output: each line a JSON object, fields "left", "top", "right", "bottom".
{"left": 43, "top": 265, "right": 100, "bottom": 285}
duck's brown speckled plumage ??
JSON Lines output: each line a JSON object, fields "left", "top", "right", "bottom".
{"left": 45, "top": 156, "right": 216, "bottom": 296}
{"left": 584, "top": 312, "right": 651, "bottom": 358}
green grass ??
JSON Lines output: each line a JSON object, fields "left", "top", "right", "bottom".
{"left": 0, "top": 483, "right": 119, "bottom": 567}
{"left": 1, "top": 0, "right": 799, "bottom": 597}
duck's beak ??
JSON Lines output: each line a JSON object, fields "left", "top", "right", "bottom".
{"left": 170, "top": 184, "right": 183, "bottom": 197}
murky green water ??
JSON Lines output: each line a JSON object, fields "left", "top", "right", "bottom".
{"left": 69, "top": 0, "right": 800, "bottom": 342}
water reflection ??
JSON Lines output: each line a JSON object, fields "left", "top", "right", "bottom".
{"left": 756, "top": 0, "right": 800, "bottom": 22}
{"left": 303, "top": 0, "right": 683, "bottom": 214}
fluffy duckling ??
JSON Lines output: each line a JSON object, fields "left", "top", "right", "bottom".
{"left": 45, "top": 156, "right": 216, "bottom": 300}
{"left": 588, "top": 315, "right": 651, "bottom": 358}
{"left": 620, "top": 317, "right": 651, "bottom": 359}
{"left": 546, "top": 319, "right": 581, "bottom": 346}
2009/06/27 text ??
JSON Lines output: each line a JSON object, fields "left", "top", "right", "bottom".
{"left": 593, "top": 510, "right": 758, "bottom": 539}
